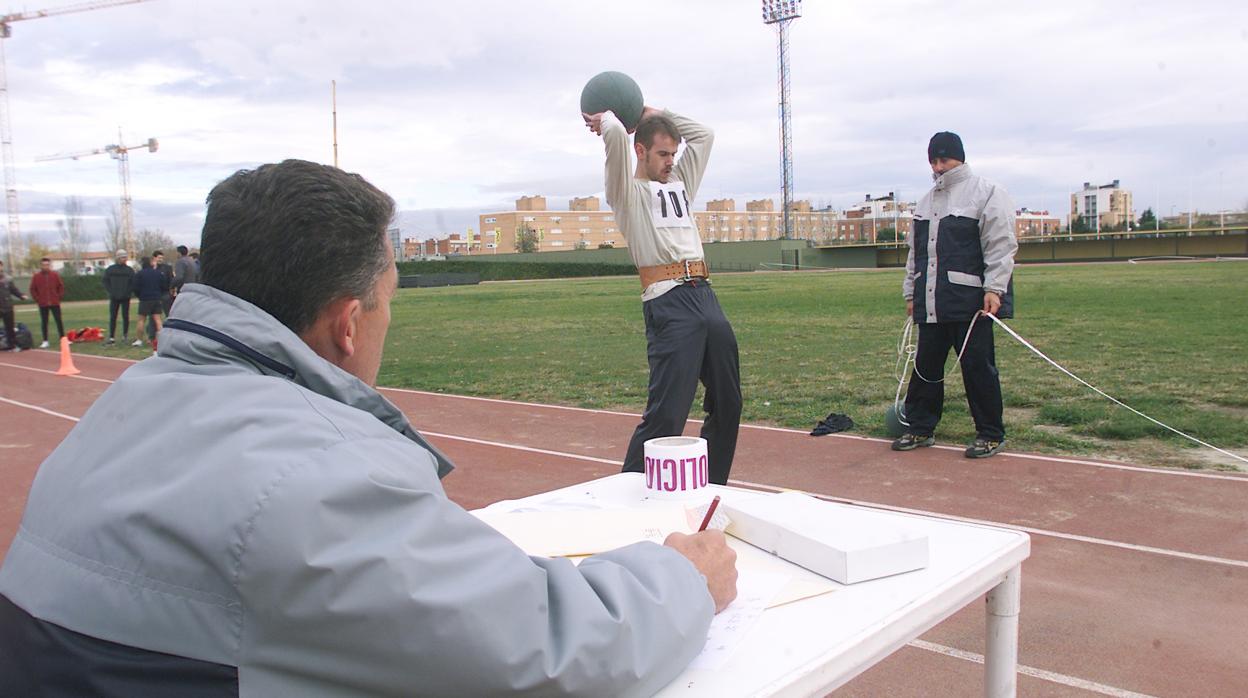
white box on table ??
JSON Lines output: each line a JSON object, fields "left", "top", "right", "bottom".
{"left": 723, "top": 491, "right": 928, "bottom": 584}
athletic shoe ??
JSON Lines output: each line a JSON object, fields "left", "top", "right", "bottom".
{"left": 7, "top": 347, "right": 21, "bottom": 353}
{"left": 965, "top": 438, "right": 1005, "bottom": 459}
{"left": 891, "top": 432, "right": 935, "bottom": 451}
{"left": 39, "top": 340, "right": 49, "bottom": 349}
{"left": 132, "top": 339, "right": 143, "bottom": 347}
{"left": 106, "top": 337, "right": 115, "bottom": 345}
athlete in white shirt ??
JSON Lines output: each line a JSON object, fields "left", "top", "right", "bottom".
{"left": 584, "top": 106, "right": 742, "bottom": 483}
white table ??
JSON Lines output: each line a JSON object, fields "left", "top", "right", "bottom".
{"left": 479, "top": 474, "right": 1030, "bottom": 697}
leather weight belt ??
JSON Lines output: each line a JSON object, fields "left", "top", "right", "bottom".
{"left": 637, "top": 260, "right": 709, "bottom": 289}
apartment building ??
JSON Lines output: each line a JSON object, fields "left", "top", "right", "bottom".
{"left": 461, "top": 189, "right": 1059, "bottom": 255}
{"left": 827, "top": 193, "right": 915, "bottom": 244}
{"left": 480, "top": 196, "right": 622, "bottom": 252}
{"left": 1071, "top": 180, "right": 1134, "bottom": 230}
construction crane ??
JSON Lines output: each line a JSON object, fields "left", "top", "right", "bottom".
{"left": 0, "top": 0, "right": 151, "bottom": 266}
{"left": 37, "top": 131, "right": 158, "bottom": 255}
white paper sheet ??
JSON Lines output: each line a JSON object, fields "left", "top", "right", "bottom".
{"left": 688, "top": 570, "right": 791, "bottom": 670}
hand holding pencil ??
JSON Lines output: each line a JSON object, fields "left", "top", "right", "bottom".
{"left": 666, "top": 495, "right": 738, "bottom": 612}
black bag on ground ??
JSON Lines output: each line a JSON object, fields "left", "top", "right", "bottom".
{"left": 15, "top": 322, "right": 34, "bottom": 350}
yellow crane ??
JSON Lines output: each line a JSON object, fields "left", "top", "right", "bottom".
{"left": 37, "top": 131, "right": 158, "bottom": 256}
{"left": 1, "top": 0, "right": 152, "bottom": 266}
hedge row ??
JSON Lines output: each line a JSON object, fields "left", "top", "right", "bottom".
{"left": 8, "top": 274, "right": 110, "bottom": 303}
{"left": 9, "top": 260, "right": 639, "bottom": 303}
{"left": 62, "top": 275, "right": 111, "bottom": 302}
{"left": 397, "top": 260, "right": 637, "bottom": 281}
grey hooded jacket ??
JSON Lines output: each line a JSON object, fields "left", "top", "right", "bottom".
{"left": 904, "top": 164, "right": 1018, "bottom": 323}
{"left": 0, "top": 283, "right": 713, "bottom": 696}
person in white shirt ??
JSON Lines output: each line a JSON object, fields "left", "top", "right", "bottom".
{"left": 584, "top": 105, "right": 742, "bottom": 484}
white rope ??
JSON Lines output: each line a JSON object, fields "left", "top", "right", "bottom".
{"left": 893, "top": 312, "right": 1248, "bottom": 465}
{"left": 892, "top": 314, "right": 984, "bottom": 427}
{"left": 984, "top": 313, "right": 1247, "bottom": 464}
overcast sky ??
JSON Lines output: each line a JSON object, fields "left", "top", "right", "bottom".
{"left": 6, "top": 0, "right": 1246, "bottom": 249}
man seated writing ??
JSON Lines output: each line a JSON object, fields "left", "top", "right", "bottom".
{"left": 0, "top": 159, "right": 736, "bottom": 696}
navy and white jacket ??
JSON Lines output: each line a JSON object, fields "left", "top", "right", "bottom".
{"left": 903, "top": 164, "right": 1018, "bottom": 322}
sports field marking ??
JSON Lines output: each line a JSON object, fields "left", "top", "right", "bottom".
{"left": 35, "top": 348, "right": 136, "bottom": 364}
{"left": 427, "top": 429, "right": 1248, "bottom": 569}
{"left": 6, "top": 385, "right": 1242, "bottom": 570}
{"left": 909, "top": 640, "right": 1158, "bottom": 698}
{"left": 380, "top": 387, "right": 1248, "bottom": 481}
{"left": 0, "top": 361, "right": 115, "bottom": 384}
{"left": 728, "top": 478, "right": 1248, "bottom": 570}
{"left": 5, "top": 357, "right": 1248, "bottom": 485}
{"left": 0, "top": 391, "right": 1224, "bottom": 696}
{"left": 422, "top": 431, "right": 620, "bottom": 466}
{"left": 0, "top": 396, "right": 81, "bottom": 422}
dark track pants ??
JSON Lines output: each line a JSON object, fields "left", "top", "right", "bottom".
{"left": 623, "top": 282, "right": 742, "bottom": 484}
{"left": 1, "top": 309, "right": 14, "bottom": 349}
{"left": 108, "top": 298, "right": 130, "bottom": 340}
{"left": 903, "top": 319, "right": 1005, "bottom": 441}
{"left": 38, "top": 305, "right": 64, "bottom": 342}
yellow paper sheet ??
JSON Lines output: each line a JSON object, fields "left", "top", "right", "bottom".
{"left": 473, "top": 506, "right": 693, "bottom": 557}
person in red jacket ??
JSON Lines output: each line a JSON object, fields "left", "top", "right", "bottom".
{"left": 28, "top": 257, "right": 66, "bottom": 349}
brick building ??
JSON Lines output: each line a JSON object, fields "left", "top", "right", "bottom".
{"left": 1015, "top": 209, "right": 1062, "bottom": 237}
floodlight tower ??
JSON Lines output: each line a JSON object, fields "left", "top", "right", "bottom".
{"left": 762, "top": 0, "right": 801, "bottom": 239}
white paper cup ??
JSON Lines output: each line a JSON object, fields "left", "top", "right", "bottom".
{"left": 643, "top": 436, "right": 710, "bottom": 499}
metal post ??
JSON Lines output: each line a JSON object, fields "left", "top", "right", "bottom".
{"left": 984, "top": 565, "right": 1021, "bottom": 697}
{"left": 763, "top": 1, "right": 800, "bottom": 241}
{"left": 0, "top": 37, "right": 18, "bottom": 268}
{"left": 332, "top": 80, "right": 339, "bottom": 168}
{"left": 777, "top": 19, "right": 793, "bottom": 239}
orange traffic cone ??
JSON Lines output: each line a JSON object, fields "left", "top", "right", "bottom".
{"left": 55, "top": 336, "right": 81, "bottom": 376}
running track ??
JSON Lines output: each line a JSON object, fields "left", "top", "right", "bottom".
{"left": 2, "top": 349, "right": 1246, "bottom": 696}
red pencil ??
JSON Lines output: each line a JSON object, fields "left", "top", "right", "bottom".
{"left": 698, "top": 495, "right": 721, "bottom": 532}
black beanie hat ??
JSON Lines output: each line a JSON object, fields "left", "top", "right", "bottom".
{"left": 928, "top": 131, "right": 965, "bottom": 163}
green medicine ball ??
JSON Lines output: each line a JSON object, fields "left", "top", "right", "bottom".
{"left": 580, "top": 71, "right": 644, "bottom": 130}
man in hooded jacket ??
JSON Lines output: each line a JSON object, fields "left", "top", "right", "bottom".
{"left": 0, "top": 159, "right": 737, "bottom": 696}
{"left": 894, "top": 132, "right": 1018, "bottom": 459}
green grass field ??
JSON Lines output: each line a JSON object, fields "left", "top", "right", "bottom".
{"left": 24, "top": 260, "right": 1248, "bottom": 470}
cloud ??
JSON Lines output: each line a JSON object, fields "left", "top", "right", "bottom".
{"left": 0, "top": 0, "right": 1243, "bottom": 254}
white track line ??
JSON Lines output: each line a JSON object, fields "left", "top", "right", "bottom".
{"left": 21, "top": 347, "right": 137, "bottom": 364}
{"left": 7, "top": 367, "right": 1248, "bottom": 569}
{"left": 0, "top": 361, "right": 115, "bottom": 384}
{"left": 0, "top": 393, "right": 1221, "bottom": 697}
{"left": 379, "top": 387, "right": 1248, "bottom": 481}
{"left": 15, "top": 355, "right": 1247, "bottom": 481}
{"left": 909, "top": 640, "right": 1158, "bottom": 698}
{"left": 0, "top": 396, "right": 80, "bottom": 422}
{"left": 421, "top": 431, "right": 1248, "bottom": 569}
{"left": 726, "top": 479, "right": 1248, "bottom": 570}
{"left": 423, "top": 431, "right": 621, "bottom": 466}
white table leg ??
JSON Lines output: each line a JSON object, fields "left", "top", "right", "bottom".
{"left": 984, "top": 565, "right": 1021, "bottom": 698}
